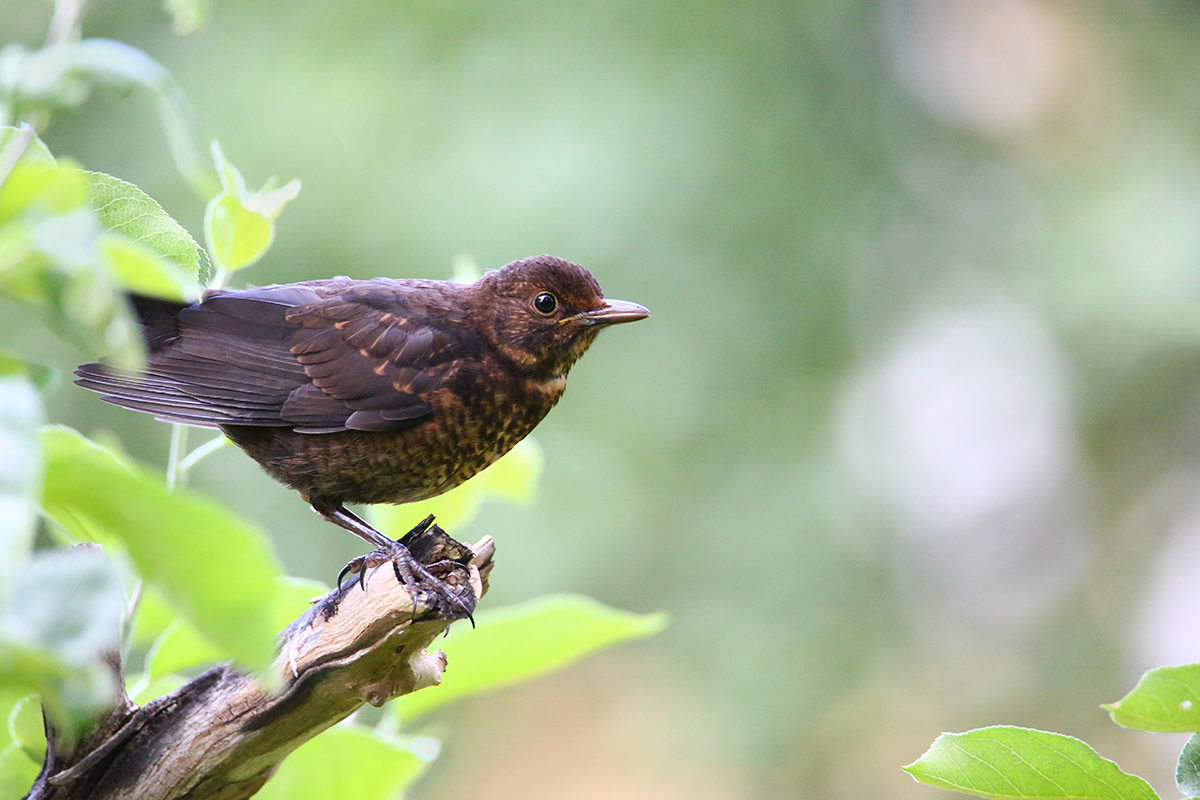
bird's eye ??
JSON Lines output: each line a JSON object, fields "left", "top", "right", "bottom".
{"left": 533, "top": 292, "right": 558, "bottom": 315}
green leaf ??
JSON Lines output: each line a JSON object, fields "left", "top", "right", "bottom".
{"left": 0, "top": 126, "right": 54, "bottom": 165}
{"left": 0, "top": 547, "right": 126, "bottom": 740}
{"left": 127, "top": 585, "right": 180, "bottom": 650}
{"left": 129, "top": 672, "right": 187, "bottom": 705}
{"left": 273, "top": 577, "right": 328, "bottom": 631}
{"left": 373, "top": 438, "right": 543, "bottom": 535}
{"left": 204, "top": 192, "right": 271, "bottom": 273}
{"left": 480, "top": 437, "right": 542, "bottom": 504}
{"left": 143, "top": 576, "right": 323, "bottom": 684}
{"left": 162, "top": 0, "right": 212, "bottom": 35}
{"left": 38, "top": 426, "right": 284, "bottom": 672}
{"left": 74, "top": 41, "right": 210, "bottom": 197}
{"left": 99, "top": 234, "right": 198, "bottom": 301}
{"left": 243, "top": 178, "right": 301, "bottom": 221}
{"left": 0, "top": 161, "right": 147, "bottom": 368}
{"left": 0, "top": 160, "right": 88, "bottom": 224}
{"left": 68, "top": 38, "right": 168, "bottom": 95}
{"left": 144, "top": 619, "right": 220, "bottom": 682}
{"left": 0, "top": 689, "right": 39, "bottom": 798}
{"left": 86, "top": 171, "right": 203, "bottom": 285}
{"left": 903, "top": 726, "right": 1159, "bottom": 800}
{"left": 1105, "top": 664, "right": 1200, "bottom": 733}
{"left": 2, "top": 549, "right": 124, "bottom": 670}
{"left": 0, "top": 126, "right": 54, "bottom": 191}
{"left": 202, "top": 143, "right": 299, "bottom": 276}
{"left": 0, "top": 742, "right": 38, "bottom": 799}
{"left": 7, "top": 694, "right": 43, "bottom": 763}
{"left": 0, "top": 352, "right": 55, "bottom": 391}
{"left": 396, "top": 594, "right": 667, "bottom": 721}
{"left": 255, "top": 724, "right": 428, "bottom": 800}
{"left": 0, "top": 372, "right": 42, "bottom": 590}
{"left": 209, "top": 141, "right": 247, "bottom": 199}
{"left": 1178, "top": 734, "right": 1200, "bottom": 797}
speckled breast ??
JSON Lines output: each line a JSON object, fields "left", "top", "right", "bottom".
{"left": 223, "top": 366, "right": 565, "bottom": 506}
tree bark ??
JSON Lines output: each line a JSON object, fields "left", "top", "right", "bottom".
{"left": 25, "top": 526, "right": 493, "bottom": 800}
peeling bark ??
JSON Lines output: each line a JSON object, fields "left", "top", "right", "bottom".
{"left": 25, "top": 528, "right": 494, "bottom": 800}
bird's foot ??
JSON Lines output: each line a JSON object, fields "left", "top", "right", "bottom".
{"left": 336, "top": 515, "right": 476, "bottom": 623}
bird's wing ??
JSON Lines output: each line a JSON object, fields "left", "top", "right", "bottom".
{"left": 281, "top": 286, "right": 464, "bottom": 433}
{"left": 75, "top": 282, "right": 463, "bottom": 433}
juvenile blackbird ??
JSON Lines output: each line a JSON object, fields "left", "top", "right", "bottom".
{"left": 75, "top": 255, "right": 649, "bottom": 600}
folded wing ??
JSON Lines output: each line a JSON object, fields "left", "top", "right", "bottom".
{"left": 75, "top": 281, "right": 461, "bottom": 433}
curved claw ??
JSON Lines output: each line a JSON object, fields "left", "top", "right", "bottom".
{"left": 336, "top": 557, "right": 362, "bottom": 592}
{"left": 335, "top": 542, "right": 474, "bottom": 623}
{"left": 329, "top": 512, "right": 476, "bottom": 623}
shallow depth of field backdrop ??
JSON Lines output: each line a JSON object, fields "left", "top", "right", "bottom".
{"left": 5, "top": 1, "right": 1200, "bottom": 798}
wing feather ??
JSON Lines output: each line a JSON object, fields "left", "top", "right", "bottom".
{"left": 75, "top": 280, "right": 470, "bottom": 433}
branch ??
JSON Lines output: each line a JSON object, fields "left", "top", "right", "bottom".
{"left": 26, "top": 526, "right": 494, "bottom": 800}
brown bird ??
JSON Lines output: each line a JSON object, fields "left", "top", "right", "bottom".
{"left": 75, "top": 255, "right": 649, "bottom": 605}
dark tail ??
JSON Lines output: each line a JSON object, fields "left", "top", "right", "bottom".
{"left": 126, "top": 293, "right": 192, "bottom": 352}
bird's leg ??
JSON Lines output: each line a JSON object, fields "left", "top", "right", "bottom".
{"left": 334, "top": 510, "right": 431, "bottom": 593}
{"left": 309, "top": 499, "right": 472, "bottom": 619}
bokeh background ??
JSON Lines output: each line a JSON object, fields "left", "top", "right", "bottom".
{"left": 6, "top": 0, "right": 1200, "bottom": 797}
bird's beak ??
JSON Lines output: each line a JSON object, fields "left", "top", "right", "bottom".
{"left": 575, "top": 299, "right": 651, "bottom": 326}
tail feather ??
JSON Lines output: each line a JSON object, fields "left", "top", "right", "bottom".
{"left": 127, "top": 294, "right": 192, "bottom": 352}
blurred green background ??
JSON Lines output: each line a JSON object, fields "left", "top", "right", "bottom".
{"left": 6, "top": 0, "right": 1200, "bottom": 797}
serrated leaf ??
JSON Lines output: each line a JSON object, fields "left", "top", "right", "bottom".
{"left": 38, "top": 426, "right": 283, "bottom": 672}
{"left": 255, "top": 724, "right": 427, "bottom": 800}
{"left": 396, "top": 594, "right": 667, "bottom": 721}
{"left": 373, "top": 438, "right": 543, "bottom": 535}
{"left": 903, "top": 726, "right": 1159, "bottom": 800}
{"left": 0, "top": 372, "right": 42, "bottom": 590}
{"left": 1105, "top": 664, "right": 1200, "bottom": 733}
{"left": 87, "top": 171, "right": 202, "bottom": 284}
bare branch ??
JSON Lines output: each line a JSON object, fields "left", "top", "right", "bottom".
{"left": 26, "top": 528, "right": 494, "bottom": 800}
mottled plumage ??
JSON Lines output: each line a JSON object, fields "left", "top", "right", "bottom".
{"left": 75, "top": 255, "right": 648, "bottom": 601}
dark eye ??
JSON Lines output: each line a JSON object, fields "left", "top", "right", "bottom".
{"left": 533, "top": 292, "right": 558, "bottom": 315}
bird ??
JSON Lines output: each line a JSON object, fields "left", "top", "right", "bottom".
{"left": 75, "top": 254, "right": 649, "bottom": 608}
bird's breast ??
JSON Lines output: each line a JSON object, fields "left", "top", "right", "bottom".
{"left": 233, "top": 357, "right": 565, "bottom": 507}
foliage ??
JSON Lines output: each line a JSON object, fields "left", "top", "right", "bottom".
{"left": 39, "top": 425, "right": 284, "bottom": 671}
{"left": 396, "top": 593, "right": 668, "bottom": 721}
{"left": 0, "top": 2, "right": 664, "bottom": 796}
{"left": 906, "top": 665, "right": 1200, "bottom": 799}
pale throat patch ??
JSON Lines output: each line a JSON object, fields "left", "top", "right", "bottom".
{"left": 534, "top": 375, "right": 567, "bottom": 394}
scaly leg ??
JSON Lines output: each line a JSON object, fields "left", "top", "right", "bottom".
{"left": 309, "top": 499, "right": 472, "bottom": 619}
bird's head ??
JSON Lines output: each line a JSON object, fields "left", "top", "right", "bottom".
{"left": 471, "top": 255, "right": 649, "bottom": 379}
